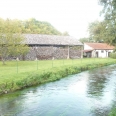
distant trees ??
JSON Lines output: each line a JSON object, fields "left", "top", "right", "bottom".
{"left": 79, "top": 37, "right": 90, "bottom": 43}
{"left": 23, "top": 18, "right": 62, "bottom": 35}
{"left": 0, "top": 18, "right": 70, "bottom": 35}
{"left": 62, "top": 31, "right": 70, "bottom": 36}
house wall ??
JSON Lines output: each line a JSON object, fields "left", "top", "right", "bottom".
{"left": 91, "top": 50, "right": 113, "bottom": 58}
{"left": 23, "top": 45, "right": 82, "bottom": 60}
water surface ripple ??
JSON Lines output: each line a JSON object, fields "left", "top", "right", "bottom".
{"left": 0, "top": 65, "right": 116, "bottom": 116}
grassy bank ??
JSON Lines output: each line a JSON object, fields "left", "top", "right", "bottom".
{"left": 0, "top": 58, "right": 116, "bottom": 95}
{"left": 109, "top": 107, "right": 116, "bottom": 116}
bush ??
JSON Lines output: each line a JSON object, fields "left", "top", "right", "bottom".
{"left": 109, "top": 107, "right": 116, "bottom": 116}
{"left": 110, "top": 53, "right": 116, "bottom": 59}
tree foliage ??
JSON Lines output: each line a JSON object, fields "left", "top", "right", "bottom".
{"left": 0, "top": 19, "right": 29, "bottom": 64}
{"left": 98, "top": 0, "right": 116, "bottom": 46}
{"left": 0, "top": 18, "right": 66, "bottom": 35}
{"left": 79, "top": 37, "right": 90, "bottom": 43}
{"left": 88, "top": 20, "right": 107, "bottom": 43}
{"left": 62, "top": 31, "right": 70, "bottom": 36}
{"left": 23, "top": 18, "right": 63, "bottom": 35}
{"left": 0, "top": 18, "right": 69, "bottom": 64}
{"left": 88, "top": 20, "right": 116, "bottom": 45}
{"left": 0, "top": 18, "right": 70, "bottom": 35}
{"left": 99, "top": 0, "right": 116, "bottom": 21}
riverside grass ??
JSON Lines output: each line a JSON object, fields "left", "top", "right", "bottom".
{"left": 0, "top": 58, "right": 116, "bottom": 95}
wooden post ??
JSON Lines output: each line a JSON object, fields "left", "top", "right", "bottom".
{"left": 52, "top": 45, "right": 54, "bottom": 68}
{"left": 81, "top": 45, "right": 83, "bottom": 58}
{"left": 52, "top": 45, "right": 54, "bottom": 60}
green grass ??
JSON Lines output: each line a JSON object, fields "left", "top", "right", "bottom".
{"left": 0, "top": 58, "right": 116, "bottom": 94}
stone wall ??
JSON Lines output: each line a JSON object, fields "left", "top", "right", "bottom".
{"left": 22, "top": 45, "right": 82, "bottom": 60}
{"left": 53, "top": 47, "right": 68, "bottom": 59}
{"left": 69, "top": 47, "right": 82, "bottom": 59}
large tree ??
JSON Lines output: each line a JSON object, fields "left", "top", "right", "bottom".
{"left": 99, "top": 0, "right": 116, "bottom": 21}
{"left": 88, "top": 20, "right": 107, "bottom": 43}
{"left": 99, "top": 0, "right": 116, "bottom": 45}
{"left": 0, "top": 19, "right": 29, "bottom": 65}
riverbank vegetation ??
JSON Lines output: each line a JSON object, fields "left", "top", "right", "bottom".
{"left": 110, "top": 53, "right": 116, "bottom": 59}
{"left": 109, "top": 107, "right": 116, "bottom": 116}
{"left": 0, "top": 58, "right": 116, "bottom": 95}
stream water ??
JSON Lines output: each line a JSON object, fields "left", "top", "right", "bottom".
{"left": 0, "top": 65, "right": 116, "bottom": 116}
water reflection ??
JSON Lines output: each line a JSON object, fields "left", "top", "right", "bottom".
{"left": 87, "top": 65, "right": 116, "bottom": 116}
{"left": 87, "top": 68, "right": 110, "bottom": 98}
{"left": 0, "top": 65, "right": 116, "bottom": 116}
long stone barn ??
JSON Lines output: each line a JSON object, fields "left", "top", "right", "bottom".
{"left": 23, "top": 34, "right": 83, "bottom": 60}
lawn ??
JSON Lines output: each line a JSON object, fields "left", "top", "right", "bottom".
{"left": 0, "top": 58, "right": 116, "bottom": 94}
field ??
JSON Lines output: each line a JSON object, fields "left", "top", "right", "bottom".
{"left": 0, "top": 58, "right": 116, "bottom": 94}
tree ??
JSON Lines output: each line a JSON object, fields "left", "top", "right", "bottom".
{"left": 62, "top": 31, "right": 70, "bottom": 36}
{"left": 88, "top": 20, "right": 107, "bottom": 43}
{"left": 99, "top": 0, "right": 116, "bottom": 46}
{"left": 0, "top": 18, "right": 70, "bottom": 36}
{"left": 99, "top": 0, "right": 116, "bottom": 21}
{"left": 23, "top": 18, "right": 62, "bottom": 35}
{"left": 0, "top": 19, "right": 29, "bottom": 65}
{"left": 79, "top": 37, "right": 90, "bottom": 43}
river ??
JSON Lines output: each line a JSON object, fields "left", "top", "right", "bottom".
{"left": 0, "top": 65, "right": 116, "bottom": 116}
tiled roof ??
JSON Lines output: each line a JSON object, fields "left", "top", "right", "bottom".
{"left": 23, "top": 34, "right": 83, "bottom": 46}
{"left": 85, "top": 43, "right": 114, "bottom": 50}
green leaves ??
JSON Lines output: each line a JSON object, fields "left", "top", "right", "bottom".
{"left": 0, "top": 18, "right": 63, "bottom": 35}
{"left": 23, "top": 18, "right": 62, "bottom": 35}
{"left": 88, "top": 21, "right": 106, "bottom": 43}
{"left": 0, "top": 19, "right": 29, "bottom": 64}
{"left": 98, "top": 0, "right": 116, "bottom": 46}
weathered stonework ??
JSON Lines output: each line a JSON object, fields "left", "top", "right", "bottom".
{"left": 0, "top": 34, "right": 83, "bottom": 61}
{"left": 23, "top": 45, "right": 82, "bottom": 60}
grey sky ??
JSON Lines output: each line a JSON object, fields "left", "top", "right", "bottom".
{"left": 0, "top": 0, "right": 103, "bottom": 39}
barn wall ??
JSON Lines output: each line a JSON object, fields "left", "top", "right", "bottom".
{"left": 22, "top": 45, "right": 82, "bottom": 60}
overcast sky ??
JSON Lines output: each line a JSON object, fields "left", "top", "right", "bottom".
{"left": 0, "top": 0, "right": 103, "bottom": 39}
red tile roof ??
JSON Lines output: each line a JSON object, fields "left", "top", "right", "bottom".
{"left": 85, "top": 43, "right": 115, "bottom": 50}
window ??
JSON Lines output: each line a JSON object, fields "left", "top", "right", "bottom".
{"left": 101, "top": 50, "right": 104, "bottom": 53}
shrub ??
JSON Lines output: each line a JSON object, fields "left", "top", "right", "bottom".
{"left": 110, "top": 53, "right": 116, "bottom": 59}
{"left": 109, "top": 108, "right": 116, "bottom": 116}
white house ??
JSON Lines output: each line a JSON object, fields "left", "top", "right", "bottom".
{"left": 84, "top": 43, "right": 115, "bottom": 58}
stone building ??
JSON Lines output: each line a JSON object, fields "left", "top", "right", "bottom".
{"left": 23, "top": 34, "right": 83, "bottom": 60}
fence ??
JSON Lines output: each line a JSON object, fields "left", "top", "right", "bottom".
{"left": 0, "top": 58, "right": 113, "bottom": 74}
{"left": 0, "top": 58, "right": 116, "bottom": 95}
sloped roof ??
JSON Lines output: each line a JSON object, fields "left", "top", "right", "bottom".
{"left": 85, "top": 43, "right": 114, "bottom": 50}
{"left": 24, "top": 34, "right": 83, "bottom": 46}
